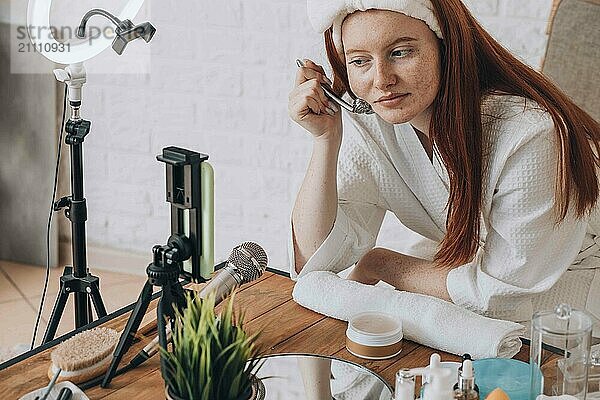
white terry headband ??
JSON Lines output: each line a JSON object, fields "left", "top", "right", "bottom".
{"left": 307, "top": 0, "right": 443, "bottom": 56}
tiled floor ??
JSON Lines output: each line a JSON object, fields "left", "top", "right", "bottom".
{"left": 0, "top": 259, "right": 147, "bottom": 361}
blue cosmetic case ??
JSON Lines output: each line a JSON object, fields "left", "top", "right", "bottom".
{"left": 472, "top": 358, "right": 531, "bottom": 400}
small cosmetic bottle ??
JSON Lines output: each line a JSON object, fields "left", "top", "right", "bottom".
{"left": 423, "top": 368, "right": 454, "bottom": 400}
{"left": 453, "top": 354, "right": 479, "bottom": 394}
{"left": 420, "top": 353, "right": 442, "bottom": 397}
{"left": 395, "top": 368, "right": 415, "bottom": 400}
{"left": 453, "top": 360, "right": 479, "bottom": 400}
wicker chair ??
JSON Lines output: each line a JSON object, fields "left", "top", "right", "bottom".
{"left": 542, "top": 0, "right": 599, "bottom": 121}
{"left": 531, "top": 0, "right": 600, "bottom": 338}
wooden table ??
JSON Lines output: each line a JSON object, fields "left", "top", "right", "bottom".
{"left": 0, "top": 271, "right": 555, "bottom": 399}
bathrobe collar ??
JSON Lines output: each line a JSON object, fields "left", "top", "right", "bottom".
{"left": 379, "top": 119, "right": 450, "bottom": 235}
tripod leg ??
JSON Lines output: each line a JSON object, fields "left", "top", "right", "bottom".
{"left": 156, "top": 280, "right": 189, "bottom": 381}
{"left": 42, "top": 284, "right": 70, "bottom": 344}
{"left": 88, "top": 300, "right": 93, "bottom": 321}
{"left": 172, "top": 280, "right": 188, "bottom": 312}
{"left": 101, "top": 281, "right": 154, "bottom": 388}
{"left": 156, "top": 298, "right": 171, "bottom": 381}
{"left": 89, "top": 280, "right": 108, "bottom": 318}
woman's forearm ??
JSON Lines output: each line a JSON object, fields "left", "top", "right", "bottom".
{"left": 349, "top": 248, "right": 452, "bottom": 301}
{"left": 291, "top": 138, "right": 341, "bottom": 274}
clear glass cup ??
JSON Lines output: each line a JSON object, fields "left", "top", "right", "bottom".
{"left": 530, "top": 304, "right": 593, "bottom": 400}
{"left": 588, "top": 349, "right": 600, "bottom": 400}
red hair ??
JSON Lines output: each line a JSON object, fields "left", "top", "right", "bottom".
{"left": 325, "top": 0, "right": 600, "bottom": 268}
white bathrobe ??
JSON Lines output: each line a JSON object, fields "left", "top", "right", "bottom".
{"left": 289, "top": 94, "right": 600, "bottom": 333}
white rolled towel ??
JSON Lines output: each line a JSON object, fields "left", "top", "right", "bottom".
{"left": 292, "top": 271, "right": 526, "bottom": 359}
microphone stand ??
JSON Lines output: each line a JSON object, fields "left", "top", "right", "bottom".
{"left": 102, "top": 147, "right": 209, "bottom": 387}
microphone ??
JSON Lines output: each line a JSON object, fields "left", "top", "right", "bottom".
{"left": 128, "top": 242, "right": 268, "bottom": 368}
{"left": 197, "top": 241, "right": 268, "bottom": 303}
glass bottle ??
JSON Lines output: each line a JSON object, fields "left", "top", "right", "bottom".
{"left": 396, "top": 368, "right": 415, "bottom": 400}
{"left": 530, "top": 303, "right": 593, "bottom": 400}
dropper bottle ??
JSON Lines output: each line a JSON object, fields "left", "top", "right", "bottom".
{"left": 453, "top": 359, "right": 479, "bottom": 400}
{"left": 453, "top": 354, "right": 479, "bottom": 394}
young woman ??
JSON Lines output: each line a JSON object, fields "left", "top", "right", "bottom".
{"left": 288, "top": 0, "right": 600, "bottom": 328}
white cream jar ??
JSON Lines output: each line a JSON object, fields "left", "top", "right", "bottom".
{"left": 345, "top": 312, "right": 403, "bottom": 360}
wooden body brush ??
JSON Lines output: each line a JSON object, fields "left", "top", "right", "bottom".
{"left": 46, "top": 298, "right": 159, "bottom": 385}
{"left": 48, "top": 327, "right": 120, "bottom": 384}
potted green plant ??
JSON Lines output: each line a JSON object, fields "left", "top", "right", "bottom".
{"left": 160, "top": 291, "right": 263, "bottom": 400}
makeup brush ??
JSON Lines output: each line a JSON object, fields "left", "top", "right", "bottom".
{"left": 48, "top": 327, "right": 120, "bottom": 384}
{"left": 40, "top": 367, "right": 61, "bottom": 400}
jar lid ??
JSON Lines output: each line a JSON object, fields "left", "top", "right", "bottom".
{"left": 532, "top": 303, "right": 593, "bottom": 335}
{"left": 346, "top": 312, "right": 403, "bottom": 347}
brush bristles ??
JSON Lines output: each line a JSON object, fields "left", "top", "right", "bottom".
{"left": 51, "top": 327, "right": 119, "bottom": 371}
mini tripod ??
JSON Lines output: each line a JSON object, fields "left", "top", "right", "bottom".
{"left": 102, "top": 147, "right": 210, "bottom": 387}
{"left": 43, "top": 64, "right": 107, "bottom": 344}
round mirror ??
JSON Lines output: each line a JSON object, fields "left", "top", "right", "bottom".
{"left": 251, "top": 353, "right": 393, "bottom": 400}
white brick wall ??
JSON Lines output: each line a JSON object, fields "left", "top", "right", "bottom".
{"left": 69, "top": 0, "right": 553, "bottom": 274}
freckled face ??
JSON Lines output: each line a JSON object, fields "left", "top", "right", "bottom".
{"left": 341, "top": 10, "right": 442, "bottom": 126}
